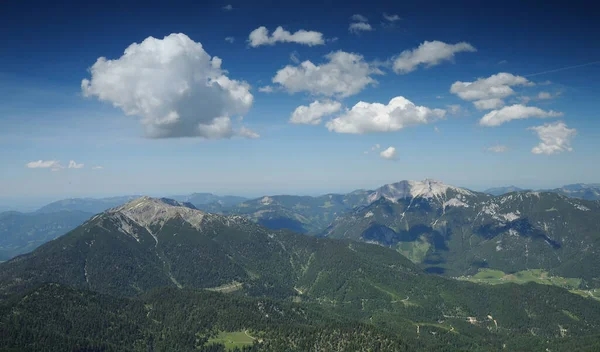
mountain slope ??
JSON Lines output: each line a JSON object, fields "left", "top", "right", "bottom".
{"left": 222, "top": 191, "right": 371, "bottom": 234}
{"left": 0, "top": 210, "right": 93, "bottom": 261}
{"left": 324, "top": 180, "right": 600, "bottom": 282}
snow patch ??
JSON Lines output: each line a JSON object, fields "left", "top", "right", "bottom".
{"left": 261, "top": 196, "right": 273, "bottom": 205}
{"left": 444, "top": 198, "right": 469, "bottom": 208}
{"left": 501, "top": 212, "right": 520, "bottom": 222}
{"left": 368, "top": 179, "right": 473, "bottom": 204}
{"left": 364, "top": 211, "right": 374, "bottom": 218}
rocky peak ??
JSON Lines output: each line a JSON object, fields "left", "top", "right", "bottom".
{"left": 109, "top": 196, "right": 205, "bottom": 230}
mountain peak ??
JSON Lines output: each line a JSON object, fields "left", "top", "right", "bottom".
{"left": 110, "top": 196, "right": 204, "bottom": 230}
{"left": 368, "top": 179, "right": 474, "bottom": 203}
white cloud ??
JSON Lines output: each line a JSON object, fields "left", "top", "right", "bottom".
{"left": 473, "top": 98, "right": 505, "bottom": 110}
{"left": 450, "top": 72, "right": 533, "bottom": 109}
{"left": 529, "top": 121, "right": 576, "bottom": 155}
{"left": 349, "top": 22, "right": 373, "bottom": 34}
{"left": 446, "top": 104, "right": 462, "bottom": 115}
{"left": 380, "top": 146, "right": 397, "bottom": 160}
{"left": 224, "top": 36, "right": 235, "bottom": 43}
{"left": 258, "top": 85, "right": 274, "bottom": 93}
{"left": 68, "top": 160, "right": 84, "bottom": 169}
{"left": 273, "top": 51, "right": 380, "bottom": 98}
{"left": 351, "top": 14, "right": 368, "bottom": 22}
{"left": 480, "top": 104, "right": 563, "bottom": 127}
{"left": 383, "top": 13, "right": 401, "bottom": 22}
{"left": 238, "top": 127, "right": 260, "bottom": 139}
{"left": 248, "top": 26, "right": 324, "bottom": 47}
{"left": 222, "top": 4, "right": 233, "bottom": 11}
{"left": 82, "top": 33, "right": 253, "bottom": 139}
{"left": 92, "top": 166, "right": 104, "bottom": 170}
{"left": 290, "top": 51, "right": 300, "bottom": 64}
{"left": 289, "top": 100, "right": 341, "bottom": 125}
{"left": 537, "top": 91, "right": 553, "bottom": 100}
{"left": 393, "top": 40, "right": 476, "bottom": 74}
{"left": 326, "top": 96, "right": 445, "bottom": 134}
{"left": 25, "top": 160, "right": 63, "bottom": 171}
{"left": 486, "top": 145, "right": 508, "bottom": 153}
{"left": 434, "top": 126, "right": 440, "bottom": 133}
{"left": 371, "top": 144, "right": 381, "bottom": 151}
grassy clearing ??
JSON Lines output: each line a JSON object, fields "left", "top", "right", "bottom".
{"left": 208, "top": 330, "right": 255, "bottom": 350}
{"left": 396, "top": 236, "right": 431, "bottom": 263}
{"left": 458, "top": 268, "right": 582, "bottom": 290}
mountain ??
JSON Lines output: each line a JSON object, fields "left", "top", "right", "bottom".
{"left": 549, "top": 184, "right": 600, "bottom": 201}
{"left": 0, "top": 210, "right": 93, "bottom": 261}
{"left": 2, "top": 196, "right": 600, "bottom": 351}
{"left": 169, "top": 192, "right": 247, "bottom": 209}
{"left": 484, "top": 186, "right": 527, "bottom": 196}
{"left": 35, "top": 195, "right": 140, "bottom": 214}
{"left": 484, "top": 184, "right": 600, "bottom": 200}
{"left": 323, "top": 179, "right": 600, "bottom": 282}
{"left": 221, "top": 190, "right": 371, "bottom": 234}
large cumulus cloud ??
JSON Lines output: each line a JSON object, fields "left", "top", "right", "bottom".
{"left": 82, "top": 33, "right": 255, "bottom": 139}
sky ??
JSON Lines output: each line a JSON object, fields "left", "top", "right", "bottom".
{"left": 1, "top": 0, "right": 599, "bottom": 208}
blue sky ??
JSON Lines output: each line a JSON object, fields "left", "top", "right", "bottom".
{"left": 1, "top": 0, "right": 599, "bottom": 208}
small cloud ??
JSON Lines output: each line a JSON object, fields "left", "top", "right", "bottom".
{"left": 434, "top": 126, "right": 440, "bottom": 133}
{"left": 371, "top": 144, "right": 381, "bottom": 151}
{"left": 436, "top": 95, "right": 444, "bottom": 99}
{"left": 537, "top": 91, "right": 559, "bottom": 100}
{"left": 92, "top": 166, "right": 104, "bottom": 170}
{"left": 486, "top": 145, "right": 508, "bottom": 153}
{"left": 222, "top": 4, "right": 233, "bottom": 11}
{"left": 498, "top": 60, "right": 508, "bottom": 65}
{"left": 248, "top": 26, "right": 325, "bottom": 47}
{"left": 258, "top": 85, "right": 274, "bottom": 93}
{"left": 480, "top": 104, "right": 563, "bottom": 127}
{"left": 26, "top": 160, "right": 64, "bottom": 171}
{"left": 393, "top": 40, "right": 476, "bottom": 74}
{"left": 238, "top": 127, "right": 260, "bottom": 139}
{"left": 519, "top": 96, "right": 532, "bottom": 104}
{"left": 349, "top": 22, "right": 373, "bottom": 34}
{"left": 473, "top": 98, "right": 505, "bottom": 110}
{"left": 529, "top": 121, "right": 576, "bottom": 155}
{"left": 68, "top": 160, "right": 84, "bottom": 169}
{"left": 224, "top": 36, "right": 235, "bottom": 43}
{"left": 327, "top": 96, "right": 445, "bottom": 134}
{"left": 380, "top": 146, "right": 397, "bottom": 160}
{"left": 383, "top": 13, "right": 401, "bottom": 22}
{"left": 289, "top": 100, "right": 341, "bottom": 125}
{"left": 447, "top": 104, "right": 462, "bottom": 115}
{"left": 351, "top": 14, "right": 368, "bottom": 22}
{"left": 290, "top": 51, "right": 300, "bottom": 64}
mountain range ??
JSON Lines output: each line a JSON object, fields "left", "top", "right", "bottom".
{"left": 323, "top": 180, "right": 600, "bottom": 282}
{"left": 2, "top": 196, "right": 600, "bottom": 350}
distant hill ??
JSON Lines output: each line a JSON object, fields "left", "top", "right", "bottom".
{"left": 0, "top": 210, "right": 93, "bottom": 261}
{"left": 35, "top": 196, "right": 141, "bottom": 214}
{"left": 170, "top": 192, "right": 247, "bottom": 210}
{"left": 222, "top": 190, "right": 371, "bottom": 234}
{"left": 484, "top": 186, "right": 527, "bottom": 196}
{"left": 549, "top": 183, "right": 600, "bottom": 201}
